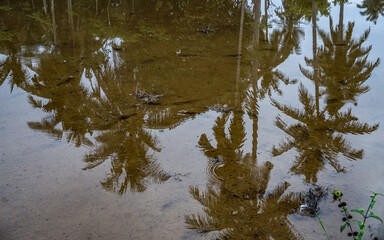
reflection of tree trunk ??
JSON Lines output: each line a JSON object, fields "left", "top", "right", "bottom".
{"left": 253, "top": 0, "right": 261, "bottom": 47}
{"left": 251, "top": 102, "right": 259, "bottom": 161}
{"left": 31, "top": 0, "right": 35, "bottom": 9}
{"left": 68, "top": 0, "right": 74, "bottom": 52}
{"left": 251, "top": 0, "right": 261, "bottom": 85}
{"left": 50, "top": 0, "right": 57, "bottom": 45}
{"left": 107, "top": 0, "right": 111, "bottom": 26}
{"left": 264, "top": 0, "right": 269, "bottom": 43}
{"left": 237, "top": 0, "right": 245, "bottom": 56}
{"left": 312, "top": 3, "right": 319, "bottom": 114}
{"left": 126, "top": 0, "right": 135, "bottom": 25}
{"left": 68, "top": 0, "right": 74, "bottom": 31}
{"left": 338, "top": 1, "right": 344, "bottom": 44}
{"left": 235, "top": 0, "right": 245, "bottom": 107}
{"left": 43, "top": 0, "right": 48, "bottom": 16}
{"left": 250, "top": 0, "right": 261, "bottom": 161}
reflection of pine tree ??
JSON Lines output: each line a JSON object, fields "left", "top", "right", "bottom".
{"left": 273, "top": 1, "right": 379, "bottom": 183}
{"left": 246, "top": 0, "right": 302, "bottom": 159}
{"left": 271, "top": 84, "right": 378, "bottom": 183}
{"left": 17, "top": 40, "right": 171, "bottom": 195}
{"left": 0, "top": 50, "right": 25, "bottom": 91}
{"left": 247, "top": 28, "right": 299, "bottom": 100}
{"left": 358, "top": 0, "right": 384, "bottom": 24}
{"left": 185, "top": 3, "right": 303, "bottom": 237}
{"left": 23, "top": 54, "right": 94, "bottom": 147}
{"left": 276, "top": 0, "right": 304, "bottom": 55}
{"left": 186, "top": 113, "right": 302, "bottom": 239}
{"left": 83, "top": 120, "right": 170, "bottom": 194}
{"left": 79, "top": 63, "right": 170, "bottom": 195}
{"left": 316, "top": 18, "right": 380, "bottom": 115}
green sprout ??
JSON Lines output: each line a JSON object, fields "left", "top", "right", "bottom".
{"left": 316, "top": 190, "right": 383, "bottom": 240}
{"left": 335, "top": 190, "right": 383, "bottom": 240}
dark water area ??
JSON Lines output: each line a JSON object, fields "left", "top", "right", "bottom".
{"left": 1, "top": 0, "right": 384, "bottom": 239}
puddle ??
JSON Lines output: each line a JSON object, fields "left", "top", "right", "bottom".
{"left": 1, "top": 0, "right": 384, "bottom": 239}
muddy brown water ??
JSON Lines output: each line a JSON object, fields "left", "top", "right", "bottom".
{"left": 1, "top": 0, "right": 384, "bottom": 239}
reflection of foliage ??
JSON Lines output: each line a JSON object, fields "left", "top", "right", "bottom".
{"left": 0, "top": 52, "right": 25, "bottom": 89}
{"left": 279, "top": 0, "right": 330, "bottom": 20}
{"left": 24, "top": 53, "right": 171, "bottom": 195}
{"left": 28, "top": 12, "right": 55, "bottom": 32}
{"left": 0, "top": 0, "right": 250, "bottom": 196}
{"left": 84, "top": 126, "right": 170, "bottom": 194}
{"left": 186, "top": 182, "right": 301, "bottom": 240}
{"left": 275, "top": 0, "right": 305, "bottom": 55}
{"left": 358, "top": 0, "right": 384, "bottom": 24}
{"left": 186, "top": 113, "right": 302, "bottom": 239}
{"left": 272, "top": 84, "right": 379, "bottom": 183}
{"left": 275, "top": 0, "right": 304, "bottom": 24}
{"left": 246, "top": 0, "right": 302, "bottom": 103}
{"left": 75, "top": 59, "right": 171, "bottom": 195}
{"left": 21, "top": 54, "right": 94, "bottom": 147}
{"left": 0, "top": 28, "right": 14, "bottom": 41}
{"left": 315, "top": 19, "right": 380, "bottom": 115}
{"left": 246, "top": 28, "right": 299, "bottom": 100}
{"left": 138, "top": 23, "right": 170, "bottom": 41}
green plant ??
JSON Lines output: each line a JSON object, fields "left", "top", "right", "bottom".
{"left": 332, "top": 190, "right": 383, "bottom": 240}
{"left": 316, "top": 211, "right": 332, "bottom": 240}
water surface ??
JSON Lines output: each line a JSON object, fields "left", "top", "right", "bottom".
{"left": 1, "top": 0, "right": 384, "bottom": 239}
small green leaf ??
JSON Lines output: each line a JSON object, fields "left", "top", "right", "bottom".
{"left": 371, "top": 201, "right": 376, "bottom": 208}
{"left": 354, "top": 220, "right": 364, "bottom": 229}
{"left": 368, "top": 215, "right": 383, "bottom": 223}
{"left": 351, "top": 209, "right": 364, "bottom": 216}
{"left": 370, "top": 191, "right": 384, "bottom": 196}
{"left": 358, "top": 229, "right": 365, "bottom": 240}
{"left": 357, "top": 233, "right": 362, "bottom": 240}
{"left": 340, "top": 223, "right": 347, "bottom": 232}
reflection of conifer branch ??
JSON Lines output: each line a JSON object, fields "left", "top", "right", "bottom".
{"left": 272, "top": 83, "right": 378, "bottom": 182}
{"left": 27, "top": 118, "right": 63, "bottom": 140}
{"left": 357, "top": 0, "right": 384, "bottom": 24}
{"left": 185, "top": 214, "right": 222, "bottom": 235}
{"left": 146, "top": 161, "right": 170, "bottom": 183}
{"left": 332, "top": 109, "right": 379, "bottom": 134}
{"left": 83, "top": 146, "right": 110, "bottom": 170}
{"left": 189, "top": 186, "right": 220, "bottom": 209}
{"left": 27, "top": 95, "right": 45, "bottom": 109}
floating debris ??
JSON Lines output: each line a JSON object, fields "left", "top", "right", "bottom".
{"left": 171, "top": 172, "right": 191, "bottom": 182}
{"left": 207, "top": 104, "right": 234, "bottom": 113}
{"left": 225, "top": 54, "right": 242, "bottom": 57}
{"left": 197, "top": 29, "right": 214, "bottom": 34}
{"left": 118, "top": 113, "right": 137, "bottom": 120}
{"left": 136, "top": 90, "right": 164, "bottom": 105}
{"left": 298, "top": 185, "right": 328, "bottom": 217}
{"left": 179, "top": 110, "right": 198, "bottom": 115}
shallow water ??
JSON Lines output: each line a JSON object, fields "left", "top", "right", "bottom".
{"left": 1, "top": 0, "right": 384, "bottom": 239}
